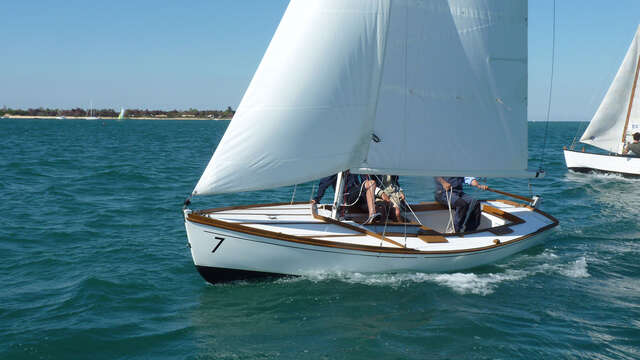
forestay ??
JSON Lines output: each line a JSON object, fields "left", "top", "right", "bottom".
{"left": 581, "top": 25, "right": 640, "bottom": 154}
{"left": 194, "top": 0, "right": 530, "bottom": 196}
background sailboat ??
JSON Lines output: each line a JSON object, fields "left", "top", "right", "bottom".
{"left": 564, "top": 25, "right": 640, "bottom": 177}
{"left": 184, "top": 0, "right": 557, "bottom": 284}
{"left": 85, "top": 100, "right": 99, "bottom": 120}
{"left": 117, "top": 108, "right": 125, "bottom": 120}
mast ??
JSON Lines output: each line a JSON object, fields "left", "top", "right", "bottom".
{"left": 621, "top": 54, "right": 640, "bottom": 145}
{"left": 331, "top": 172, "right": 345, "bottom": 220}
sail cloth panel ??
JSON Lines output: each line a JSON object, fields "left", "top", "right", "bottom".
{"left": 194, "top": 0, "right": 531, "bottom": 196}
{"left": 354, "top": 0, "right": 529, "bottom": 177}
{"left": 581, "top": 26, "right": 640, "bottom": 154}
{"left": 194, "top": 1, "right": 391, "bottom": 195}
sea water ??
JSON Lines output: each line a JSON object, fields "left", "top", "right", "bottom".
{"left": 1, "top": 119, "right": 639, "bottom": 359}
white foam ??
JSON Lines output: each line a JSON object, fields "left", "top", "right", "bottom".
{"left": 279, "top": 252, "right": 589, "bottom": 294}
{"left": 558, "top": 257, "right": 590, "bottom": 278}
{"left": 427, "top": 270, "right": 529, "bottom": 295}
{"left": 289, "top": 269, "right": 529, "bottom": 296}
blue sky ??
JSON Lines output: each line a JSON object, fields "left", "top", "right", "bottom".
{"left": 1, "top": 0, "right": 639, "bottom": 121}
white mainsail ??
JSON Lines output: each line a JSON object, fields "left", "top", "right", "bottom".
{"left": 355, "top": 0, "right": 528, "bottom": 177}
{"left": 581, "top": 25, "right": 640, "bottom": 153}
{"left": 194, "top": 0, "right": 530, "bottom": 196}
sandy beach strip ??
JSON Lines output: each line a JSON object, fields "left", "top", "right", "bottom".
{"left": 1, "top": 115, "right": 231, "bottom": 120}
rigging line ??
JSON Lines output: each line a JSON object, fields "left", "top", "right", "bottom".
{"left": 309, "top": 183, "right": 316, "bottom": 202}
{"left": 445, "top": 188, "right": 456, "bottom": 234}
{"left": 402, "top": 198, "right": 424, "bottom": 226}
{"left": 570, "top": 125, "right": 582, "bottom": 149}
{"left": 290, "top": 184, "right": 297, "bottom": 205}
{"left": 403, "top": 205, "right": 408, "bottom": 247}
{"left": 344, "top": 181, "right": 367, "bottom": 207}
{"left": 539, "top": 0, "right": 557, "bottom": 170}
{"left": 380, "top": 196, "right": 392, "bottom": 247}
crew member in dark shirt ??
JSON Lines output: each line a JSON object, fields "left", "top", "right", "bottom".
{"left": 311, "top": 170, "right": 379, "bottom": 223}
{"left": 623, "top": 132, "right": 640, "bottom": 156}
{"left": 434, "top": 177, "right": 487, "bottom": 232}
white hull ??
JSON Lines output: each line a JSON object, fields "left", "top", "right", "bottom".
{"left": 184, "top": 201, "right": 557, "bottom": 283}
{"left": 564, "top": 149, "right": 640, "bottom": 177}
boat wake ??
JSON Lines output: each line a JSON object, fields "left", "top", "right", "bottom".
{"left": 277, "top": 250, "right": 590, "bottom": 296}
{"left": 566, "top": 170, "right": 640, "bottom": 183}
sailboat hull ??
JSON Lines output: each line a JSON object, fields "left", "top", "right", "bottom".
{"left": 184, "top": 201, "right": 557, "bottom": 284}
{"left": 564, "top": 149, "right": 640, "bottom": 178}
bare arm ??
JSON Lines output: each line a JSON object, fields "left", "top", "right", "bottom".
{"left": 436, "top": 177, "right": 451, "bottom": 191}
{"left": 470, "top": 179, "right": 488, "bottom": 191}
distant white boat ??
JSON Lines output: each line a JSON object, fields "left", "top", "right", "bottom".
{"left": 85, "top": 101, "right": 99, "bottom": 120}
{"left": 55, "top": 116, "right": 66, "bottom": 119}
{"left": 564, "top": 25, "right": 640, "bottom": 177}
{"left": 117, "top": 108, "right": 125, "bottom": 120}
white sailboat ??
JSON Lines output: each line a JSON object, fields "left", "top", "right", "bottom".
{"left": 117, "top": 108, "right": 125, "bottom": 120}
{"left": 183, "top": 0, "right": 558, "bottom": 284}
{"left": 85, "top": 100, "right": 99, "bottom": 120}
{"left": 564, "top": 25, "right": 640, "bottom": 177}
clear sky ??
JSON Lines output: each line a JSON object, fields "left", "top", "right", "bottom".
{"left": 1, "top": 0, "right": 639, "bottom": 121}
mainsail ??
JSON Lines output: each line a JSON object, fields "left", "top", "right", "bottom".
{"left": 581, "top": 25, "right": 640, "bottom": 153}
{"left": 194, "top": 0, "right": 530, "bottom": 196}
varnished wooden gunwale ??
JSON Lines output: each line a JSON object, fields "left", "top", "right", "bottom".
{"left": 486, "top": 187, "right": 534, "bottom": 203}
{"left": 310, "top": 203, "right": 408, "bottom": 247}
{"left": 202, "top": 201, "right": 529, "bottom": 238}
{"left": 187, "top": 200, "right": 559, "bottom": 255}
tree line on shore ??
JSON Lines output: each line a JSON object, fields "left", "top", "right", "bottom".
{"left": 2, "top": 106, "right": 235, "bottom": 118}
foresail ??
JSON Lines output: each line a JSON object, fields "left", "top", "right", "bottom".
{"left": 581, "top": 25, "right": 640, "bottom": 153}
{"left": 353, "top": 0, "right": 529, "bottom": 177}
{"left": 194, "top": 0, "right": 390, "bottom": 195}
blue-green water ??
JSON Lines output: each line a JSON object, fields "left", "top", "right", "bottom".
{"left": 2, "top": 119, "right": 639, "bottom": 359}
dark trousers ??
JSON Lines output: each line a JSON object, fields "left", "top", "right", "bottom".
{"left": 435, "top": 190, "right": 481, "bottom": 232}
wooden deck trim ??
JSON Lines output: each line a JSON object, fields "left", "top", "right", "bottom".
{"left": 207, "top": 201, "right": 528, "bottom": 237}
{"left": 188, "top": 212, "right": 416, "bottom": 253}
{"left": 187, "top": 209, "right": 558, "bottom": 255}
{"left": 299, "top": 234, "right": 367, "bottom": 238}
{"left": 188, "top": 200, "right": 559, "bottom": 254}
{"left": 482, "top": 204, "right": 525, "bottom": 225}
{"left": 310, "top": 204, "right": 406, "bottom": 248}
{"left": 493, "top": 199, "right": 560, "bottom": 225}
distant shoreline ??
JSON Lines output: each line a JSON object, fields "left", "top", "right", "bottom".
{"left": 1, "top": 115, "right": 231, "bottom": 121}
